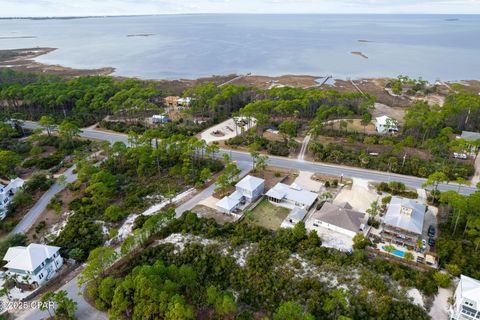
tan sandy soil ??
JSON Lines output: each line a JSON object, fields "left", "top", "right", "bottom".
{"left": 330, "top": 119, "right": 377, "bottom": 134}
{"left": 26, "top": 187, "right": 77, "bottom": 242}
{"left": 372, "top": 103, "right": 406, "bottom": 124}
{"left": 191, "top": 204, "right": 237, "bottom": 225}
{"left": 231, "top": 74, "right": 320, "bottom": 89}
{"left": 251, "top": 166, "right": 297, "bottom": 190}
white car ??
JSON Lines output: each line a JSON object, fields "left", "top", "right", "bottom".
{"left": 422, "top": 239, "right": 427, "bottom": 249}
{"left": 453, "top": 152, "right": 468, "bottom": 160}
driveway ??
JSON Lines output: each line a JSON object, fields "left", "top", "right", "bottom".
{"left": 15, "top": 272, "right": 107, "bottom": 320}
{"left": 175, "top": 161, "right": 251, "bottom": 217}
{"left": 294, "top": 171, "right": 322, "bottom": 192}
{"left": 200, "top": 118, "right": 255, "bottom": 143}
{"left": 10, "top": 165, "right": 78, "bottom": 235}
{"left": 333, "top": 178, "right": 378, "bottom": 212}
{"left": 472, "top": 152, "right": 480, "bottom": 186}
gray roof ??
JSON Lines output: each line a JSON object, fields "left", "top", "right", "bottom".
{"left": 266, "top": 183, "right": 317, "bottom": 208}
{"left": 461, "top": 131, "right": 480, "bottom": 142}
{"left": 289, "top": 207, "right": 308, "bottom": 221}
{"left": 236, "top": 175, "right": 264, "bottom": 192}
{"left": 383, "top": 197, "right": 426, "bottom": 235}
{"left": 312, "top": 202, "right": 365, "bottom": 233}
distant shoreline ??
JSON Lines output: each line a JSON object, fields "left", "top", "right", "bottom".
{"left": 0, "top": 47, "right": 114, "bottom": 77}
{"left": 0, "top": 47, "right": 479, "bottom": 89}
{"left": 0, "top": 14, "right": 477, "bottom": 20}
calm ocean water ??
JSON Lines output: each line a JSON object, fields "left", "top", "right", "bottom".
{"left": 0, "top": 14, "right": 479, "bottom": 81}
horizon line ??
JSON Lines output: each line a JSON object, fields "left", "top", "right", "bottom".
{"left": 1, "top": 12, "right": 479, "bottom": 19}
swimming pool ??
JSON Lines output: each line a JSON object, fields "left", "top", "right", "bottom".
{"left": 382, "top": 246, "right": 405, "bottom": 258}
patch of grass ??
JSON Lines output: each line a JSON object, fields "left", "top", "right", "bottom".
{"left": 249, "top": 199, "right": 290, "bottom": 230}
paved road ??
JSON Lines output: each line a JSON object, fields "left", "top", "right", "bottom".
{"left": 224, "top": 150, "right": 477, "bottom": 195}
{"left": 10, "top": 166, "right": 78, "bottom": 235}
{"left": 21, "top": 121, "right": 479, "bottom": 196}
{"left": 16, "top": 271, "right": 107, "bottom": 320}
{"left": 175, "top": 161, "right": 251, "bottom": 217}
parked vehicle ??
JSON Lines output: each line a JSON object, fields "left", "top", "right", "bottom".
{"left": 428, "top": 237, "right": 435, "bottom": 247}
{"left": 428, "top": 225, "right": 436, "bottom": 237}
{"left": 453, "top": 152, "right": 468, "bottom": 160}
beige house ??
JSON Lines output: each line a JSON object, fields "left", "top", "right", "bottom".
{"left": 309, "top": 202, "right": 366, "bottom": 238}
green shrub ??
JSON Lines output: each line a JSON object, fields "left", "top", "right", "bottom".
{"left": 434, "top": 272, "right": 452, "bottom": 288}
{"left": 104, "top": 204, "right": 127, "bottom": 222}
{"left": 25, "top": 173, "right": 53, "bottom": 192}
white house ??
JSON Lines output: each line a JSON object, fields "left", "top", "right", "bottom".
{"left": 308, "top": 202, "right": 366, "bottom": 238}
{"left": 375, "top": 116, "right": 399, "bottom": 134}
{"left": 217, "top": 175, "right": 265, "bottom": 214}
{"left": 2, "top": 244, "right": 63, "bottom": 287}
{"left": 178, "top": 97, "right": 192, "bottom": 107}
{"left": 266, "top": 183, "right": 317, "bottom": 210}
{"left": 152, "top": 115, "right": 170, "bottom": 124}
{"left": 450, "top": 275, "right": 480, "bottom": 320}
{"left": 0, "top": 178, "right": 25, "bottom": 220}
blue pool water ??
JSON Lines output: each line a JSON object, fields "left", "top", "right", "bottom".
{"left": 382, "top": 246, "right": 405, "bottom": 257}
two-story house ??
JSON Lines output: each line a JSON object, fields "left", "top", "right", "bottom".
{"left": 450, "top": 275, "right": 480, "bottom": 320}
{"left": 0, "top": 178, "right": 25, "bottom": 220}
{"left": 2, "top": 243, "right": 64, "bottom": 288}
{"left": 217, "top": 175, "right": 265, "bottom": 214}
{"left": 381, "top": 197, "right": 426, "bottom": 249}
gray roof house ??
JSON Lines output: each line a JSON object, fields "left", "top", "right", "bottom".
{"left": 309, "top": 202, "right": 366, "bottom": 238}
{"left": 266, "top": 183, "right": 317, "bottom": 210}
{"left": 382, "top": 197, "right": 427, "bottom": 248}
{"left": 461, "top": 131, "right": 480, "bottom": 142}
{"left": 280, "top": 207, "right": 308, "bottom": 229}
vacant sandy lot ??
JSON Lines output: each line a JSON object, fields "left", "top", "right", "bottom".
{"left": 200, "top": 117, "right": 256, "bottom": 143}
{"left": 372, "top": 102, "right": 406, "bottom": 124}
{"left": 333, "top": 178, "right": 378, "bottom": 212}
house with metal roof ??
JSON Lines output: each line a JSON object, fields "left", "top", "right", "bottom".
{"left": 308, "top": 202, "right": 366, "bottom": 238}
{"left": 216, "top": 175, "right": 264, "bottom": 214}
{"left": 460, "top": 131, "right": 480, "bottom": 155}
{"left": 266, "top": 183, "right": 318, "bottom": 210}
{"left": 450, "top": 275, "right": 480, "bottom": 320}
{"left": 0, "top": 177, "right": 24, "bottom": 220}
{"left": 375, "top": 116, "right": 399, "bottom": 134}
{"left": 461, "top": 131, "right": 480, "bottom": 142}
{"left": 381, "top": 197, "right": 426, "bottom": 248}
{"left": 280, "top": 207, "right": 308, "bottom": 229}
{"left": 2, "top": 243, "right": 63, "bottom": 287}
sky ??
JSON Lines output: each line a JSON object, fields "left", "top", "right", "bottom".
{"left": 1, "top": 0, "right": 480, "bottom": 17}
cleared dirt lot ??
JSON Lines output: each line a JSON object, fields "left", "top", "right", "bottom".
{"left": 333, "top": 178, "right": 378, "bottom": 213}
{"left": 191, "top": 204, "right": 237, "bottom": 225}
